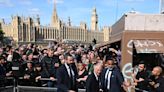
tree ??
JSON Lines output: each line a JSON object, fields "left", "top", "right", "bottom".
{"left": 0, "top": 29, "right": 13, "bottom": 46}
{"left": 0, "top": 29, "right": 4, "bottom": 44}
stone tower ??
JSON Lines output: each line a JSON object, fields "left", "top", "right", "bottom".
{"left": 0, "top": 19, "right": 5, "bottom": 29}
{"left": 36, "top": 14, "right": 40, "bottom": 26}
{"left": 67, "top": 17, "right": 71, "bottom": 26}
{"left": 51, "top": 0, "right": 60, "bottom": 29}
{"left": 91, "top": 7, "right": 98, "bottom": 31}
{"left": 161, "top": 0, "right": 164, "bottom": 13}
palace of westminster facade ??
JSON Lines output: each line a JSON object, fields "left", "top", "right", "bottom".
{"left": 0, "top": 4, "right": 110, "bottom": 45}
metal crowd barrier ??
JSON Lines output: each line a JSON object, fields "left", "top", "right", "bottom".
{"left": 0, "top": 86, "right": 86, "bottom": 92}
{"left": 3, "top": 77, "right": 150, "bottom": 92}
{"left": 39, "top": 78, "right": 57, "bottom": 81}
{"left": 0, "top": 86, "right": 13, "bottom": 92}
{"left": 2, "top": 77, "right": 86, "bottom": 92}
{"left": 131, "top": 86, "right": 149, "bottom": 92}
{"left": 17, "top": 86, "right": 86, "bottom": 92}
{"left": 17, "top": 86, "right": 57, "bottom": 92}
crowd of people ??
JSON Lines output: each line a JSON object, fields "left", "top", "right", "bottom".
{"left": 0, "top": 42, "right": 164, "bottom": 92}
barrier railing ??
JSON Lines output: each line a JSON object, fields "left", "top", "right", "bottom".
{"left": 17, "top": 86, "right": 86, "bottom": 92}
{"left": 3, "top": 77, "right": 149, "bottom": 92}
{"left": 0, "top": 86, "right": 13, "bottom": 92}
{"left": 2, "top": 77, "right": 86, "bottom": 92}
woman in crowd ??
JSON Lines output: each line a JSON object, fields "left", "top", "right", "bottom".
{"left": 77, "top": 62, "right": 88, "bottom": 89}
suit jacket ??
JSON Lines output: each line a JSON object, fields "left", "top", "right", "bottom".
{"left": 0, "top": 65, "right": 6, "bottom": 86}
{"left": 56, "top": 63, "right": 78, "bottom": 92}
{"left": 86, "top": 72, "right": 100, "bottom": 92}
{"left": 101, "top": 67, "right": 124, "bottom": 92}
{"left": 0, "top": 65, "right": 6, "bottom": 78}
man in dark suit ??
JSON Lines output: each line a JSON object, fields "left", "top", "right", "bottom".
{"left": 56, "top": 54, "right": 78, "bottom": 92}
{"left": 101, "top": 58, "right": 125, "bottom": 92}
{"left": 86, "top": 62, "right": 102, "bottom": 92}
{"left": 0, "top": 56, "right": 6, "bottom": 87}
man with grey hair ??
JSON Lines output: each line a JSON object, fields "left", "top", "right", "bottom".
{"left": 86, "top": 62, "right": 102, "bottom": 92}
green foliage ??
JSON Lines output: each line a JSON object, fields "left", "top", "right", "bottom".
{"left": 0, "top": 29, "right": 4, "bottom": 42}
{"left": 0, "top": 30, "right": 13, "bottom": 46}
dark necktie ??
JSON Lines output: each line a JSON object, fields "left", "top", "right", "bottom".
{"left": 69, "top": 65, "right": 74, "bottom": 89}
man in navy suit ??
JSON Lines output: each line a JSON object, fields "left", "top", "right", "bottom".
{"left": 56, "top": 54, "right": 78, "bottom": 92}
{"left": 86, "top": 62, "right": 102, "bottom": 92}
{"left": 101, "top": 58, "right": 125, "bottom": 92}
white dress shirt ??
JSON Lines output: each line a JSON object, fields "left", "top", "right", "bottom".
{"left": 105, "top": 68, "right": 112, "bottom": 90}
{"left": 65, "top": 63, "right": 75, "bottom": 77}
{"left": 94, "top": 72, "right": 99, "bottom": 81}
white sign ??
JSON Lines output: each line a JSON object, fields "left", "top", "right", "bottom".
{"left": 127, "top": 40, "right": 164, "bottom": 54}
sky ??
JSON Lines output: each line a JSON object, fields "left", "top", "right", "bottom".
{"left": 0, "top": 0, "right": 161, "bottom": 28}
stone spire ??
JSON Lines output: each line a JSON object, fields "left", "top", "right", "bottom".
{"left": 51, "top": 0, "right": 59, "bottom": 27}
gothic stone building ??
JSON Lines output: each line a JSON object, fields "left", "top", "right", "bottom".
{"left": 0, "top": 4, "right": 110, "bottom": 45}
